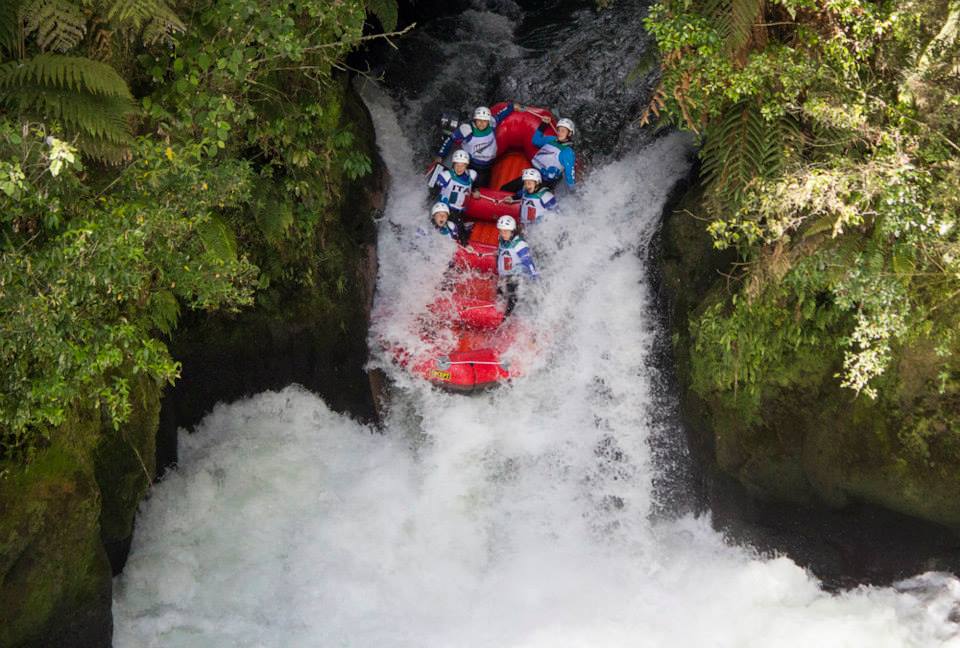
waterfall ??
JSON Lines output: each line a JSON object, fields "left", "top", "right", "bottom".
{"left": 113, "top": 4, "right": 960, "bottom": 646}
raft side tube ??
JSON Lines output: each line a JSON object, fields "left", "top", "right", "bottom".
{"left": 452, "top": 244, "right": 497, "bottom": 273}
{"left": 491, "top": 101, "right": 556, "bottom": 161}
{"left": 463, "top": 189, "right": 519, "bottom": 221}
{"left": 418, "top": 348, "right": 509, "bottom": 391}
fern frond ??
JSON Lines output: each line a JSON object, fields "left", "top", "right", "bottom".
{"left": 147, "top": 289, "right": 180, "bottom": 337}
{"left": 0, "top": 54, "right": 135, "bottom": 159}
{"left": 104, "top": 0, "right": 184, "bottom": 44}
{"left": 727, "top": 0, "right": 764, "bottom": 52}
{"left": 701, "top": 0, "right": 765, "bottom": 55}
{"left": 255, "top": 199, "right": 294, "bottom": 244}
{"left": 365, "top": 0, "right": 398, "bottom": 32}
{"left": 699, "top": 0, "right": 729, "bottom": 26}
{"left": 0, "top": 0, "right": 25, "bottom": 54}
{"left": 22, "top": 0, "right": 87, "bottom": 52}
{"left": 17, "top": 85, "right": 132, "bottom": 143}
{"left": 776, "top": 111, "right": 803, "bottom": 163}
{"left": 0, "top": 54, "right": 133, "bottom": 99}
{"left": 701, "top": 100, "right": 786, "bottom": 213}
{"left": 74, "top": 133, "right": 133, "bottom": 163}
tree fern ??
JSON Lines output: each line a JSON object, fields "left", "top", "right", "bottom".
{"left": 18, "top": 85, "right": 130, "bottom": 140}
{"left": 0, "top": 54, "right": 131, "bottom": 97}
{"left": 104, "top": 0, "right": 184, "bottom": 44}
{"left": 0, "top": 55, "right": 135, "bottom": 157}
{"left": 22, "top": 0, "right": 87, "bottom": 52}
{"left": 0, "top": 0, "right": 24, "bottom": 54}
{"left": 727, "top": 0, "right": 764, "bottom": 53}
{"left": 2, "top": 0, "right": 184, "bottom": 161}
{"left": 73, "top": 133, "right": 133, "bottom": 162}
{"left": 701, "top": 100, "right": 792, "bottom": 213}
{"left": 18, "top": 0, "right": 184, "bottom": 53}
{"left": 365, "top": 0, "right": 398, "bottom": 31}
{"left": 700, "top": 0, "right": 766, "bottom": 55}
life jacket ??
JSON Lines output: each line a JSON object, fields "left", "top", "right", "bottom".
{"left": 434, "top": 167, "right": 476, "bottom": 210}
{"left": 518, "top": 187, "right": 558, "bottom": 225}
{"left": 497, "top": 236, "right": 538, "bottom": 278}
{"left": 437, "top": 221, "right": 459, "bottom": 240}
{"left": 531, "top": 139, "right": 572, "bottom": 181}
{"left": 456, "top": 122, "right": 498, "bottom": 167}
{"left": 436, "top": 105, "right": 513, "bottom": 165}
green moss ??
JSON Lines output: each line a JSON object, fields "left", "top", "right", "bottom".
{"left": 0, "top": 371, "right": 162, "bottom": 645}
{"left": 0, "top": 408, "right": 111, "bottom": 647}
{"left": 95, "top": 373, "right": 161, "bottom": 546}
{"left": 318, "top": 91, "right": 343, "bottom": 132}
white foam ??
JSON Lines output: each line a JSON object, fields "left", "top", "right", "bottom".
{"left": 113, "top": 386, "right": 960, "bottom": 647}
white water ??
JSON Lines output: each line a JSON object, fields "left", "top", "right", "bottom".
{"left": 114, "top": 8, "right": 960, "bottom": 646}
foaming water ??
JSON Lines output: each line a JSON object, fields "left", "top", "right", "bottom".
{"left": 114, "top": 5, "right": 960, "bottom": 646}
{"left": 112, "top": 384, "right": 960, "bottom": 647}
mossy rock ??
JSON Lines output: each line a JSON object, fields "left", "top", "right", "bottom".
{"left": 0, "top": 410, "right": 112, "bottom": 648}
{"left": 701, "top": 323, "right": 960, "bottom": 528}
{"left": 94, "top": 373, "right": 162, "bottom": 571}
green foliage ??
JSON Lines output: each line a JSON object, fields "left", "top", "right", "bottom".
{"left": 2, "top": 0, "right": 186, "bottom": 159}
{"left": 0, "top": 0, "right": 400, "bottom": 462}
{"left": 366, "top": 0, "right": 398, "bottom": 31}
{"left": 0, "top": 54, "right": 136, "bottom": 153}
{"left": 18, "top": 0, "right": 184, "bottom": 51}
{"left": 139, "top": 0, "right": 387, "bottom": 291}
{"left": 690, "top": 250, "right": 848, "bottom": 420}
{"left": 700, "top": 100, "right": 798, "bottom": 213}
{"left": 0, "top": 131, "right": 258, "bottom": 460}
{"left": 102, "top": 0, "right": 184, "bottom": 43}
{"left": 647, "top": 0, "right": 960, "bottom": 402}
{"left": 23, "top": 0, "right": 87, "bottom": 52}
{"left": 0, "top": 53, "right": 132, "bottom": 102}
{"left": 0, "top": 2, "right": 23, "bottom": 53}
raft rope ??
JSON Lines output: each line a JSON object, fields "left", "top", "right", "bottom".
{"left": 442, "top": 360, "right": 503, "bottom": 366}
{"left": 436, "top": 354, "right": 508, "bottom": 368}
{"left": 520, "top": 106, "right": 558, "bottom": 129}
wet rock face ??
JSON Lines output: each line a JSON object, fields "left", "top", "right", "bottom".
{"left": 0, "top": 412, "right": 113, "bottom": 648}
{"left": 658, "top": 176, "right": 960, "bottom": 586}
{"left": 95, "top": 374, "right": 162, "bottom": 576}
{"left": 683, "top": 280, "right": 960, "bottom": 534}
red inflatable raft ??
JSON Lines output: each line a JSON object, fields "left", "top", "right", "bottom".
{"left": 460, "top": 102, "right": 558, "bottom": 222}
{"left": 383, "top": 103, "right": 557, "bottom": 392}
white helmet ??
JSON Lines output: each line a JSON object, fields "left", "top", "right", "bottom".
{"left": 521, "top": 168, "right": 542, "bottom": 184}
{"left": 473, "top": 106, "right": 492, "bottom": 121}
{"left": 556, "top": 117, "right": 575, "bottom": 135}
{"left": 497, "top": 215, "right": 516, "bottom": 231}
{"left": 431, "top": 202, "right": 450, "bottom": 215}
{"left": 451, "top": 149, "right": 470, "bottom": 164}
